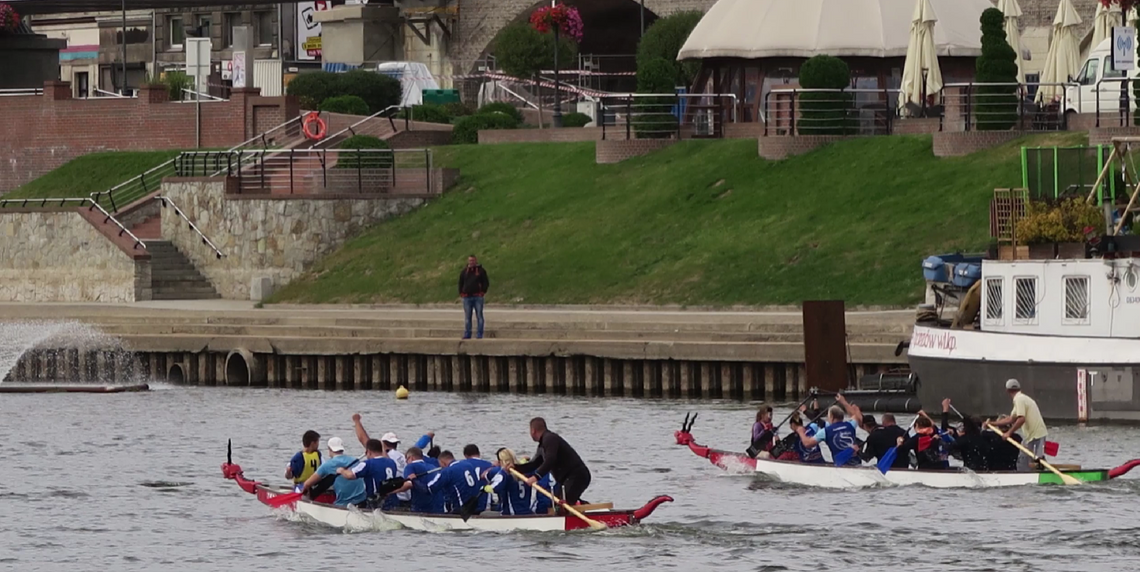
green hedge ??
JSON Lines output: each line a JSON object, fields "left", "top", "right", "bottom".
{"left": 399, "top": 104, "right": 453, "bottom": 124}
{"left": 319, "top": 95, "right": 370, "bottom": 116}
{"left": 561, "top": 112, "right": 592, "bottom": 128}
{"left": 453, "top": 113, "right": 520, "bottom": 144}
{"left": 975, "top": 8, "right": 1019, "bottom": 130}
{"left": 634, "top": 58, "right": 679, "bottom": 138}
{"left": 798, "top": 55, "right": 852, "bottom": 135}
{"left": 287, "top": 70, "right": 402, "bottom": 113}
{"left": 336, "top": 134, "right": 393, "bottom": 169}
{"left": 477, "top": 102, "right": 524, "bottom": 124}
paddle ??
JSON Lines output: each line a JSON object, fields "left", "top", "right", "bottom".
{"left": 833, "top": 447, "right": 858, "bottom": 467}
{"left": 747, "top": 390, "right": 820, "bottom": 458}
{"left": 984, "top": 423, "right": 1081, "bottom": 485}
{"left": 267, "top": 455, "right": 365, "bottom": 508}
{"left": 876, "top": 417, "right": 920, "bottom": 474}
{"left": 505, "top": 467, "right": 606, "bottom": 531}
{"left": 948, "top": 403, "right": 1060, "bottom": 457}
{"left": 770, "top": 398, "right": 835, "bottom": 459}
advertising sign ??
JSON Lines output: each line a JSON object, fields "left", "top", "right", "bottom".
{"left": 1112, "top": 26, "right": 1136, "bottom": 72}
{"left": 232, "top": 51, "right": 246, "bottom": 88}
{"left": 296, "top": 1, "right": 329, "bottom": 61}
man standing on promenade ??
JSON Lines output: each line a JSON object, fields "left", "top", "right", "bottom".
{"left": 992, "top": 379, "right": 1047, "bottom": 471}
{"left": 458, "top": 255, "right": 489, "bottom": 339}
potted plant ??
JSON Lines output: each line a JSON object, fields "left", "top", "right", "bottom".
{"left": 0, "top": 3, "right": 20, "bottom": 34}
{"left": 1014, "top": 197, "right": 1102, "bottom": 259}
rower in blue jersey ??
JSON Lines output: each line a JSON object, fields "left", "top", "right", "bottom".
{"left": 484, "top": 449, "right": 552, "bottom": 516}
{"left": 300, "top": 437, "right": 367, "bottom": 507}
{"left": 285, "top": 430, "right": 322, "bottom": 491}
{"left": 423, "top": 444, "right": 493, "bottom": 515}
{"left": 794, "top": 401, "right": 862, "bottom": 467}
{"left": 403, "top": 447, "right": 443, "bottom": 513}
{"left": 787, "top": 414, "right": 825, "bottom": 464}
{"left": 337, "top": 439, "right": 399, "bottom": 509}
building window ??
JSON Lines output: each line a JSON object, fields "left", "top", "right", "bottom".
{"left": 256, "top": 11, "right": 274, "bottom": 46}
{"left": 984, "top": 277, "right": 1004, "bottom": 325}
{"left": 197, "top": 14, "right": 211, "bottom": 38}
{"left": 168, "top": 16, "right": 184, "bottom": 48}
{"left": 1014, "top": 276, "right": 1038, "bottom": 324}
{"left": 224, "top": 12, "right": 241, "bottom": 47}
{"left": 1064, "top": 275, "right": 1090, "bottom": 324}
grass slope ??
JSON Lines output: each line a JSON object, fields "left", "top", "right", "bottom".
{"left": 270, "top": 132, "right": 1087, "bottom": 306}
{"left": 4, "top": 150, "right": 180, "bottom": 202}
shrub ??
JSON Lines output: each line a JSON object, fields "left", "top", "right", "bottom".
{"left": 336, "top": 69, "right": 402, "bottom": 114}
{"left": 636, "top": 12, "right": 703, "bottom": 89}
{"left": 286, "top": 71, "right": 339, "bottom": 110}
{"left": 453, "top": 113, "right": 520, "bottom": 144}
{"left": 337, "top": 134, "right": 393, "bottom": 170}
{"left": 477, "top": 102, "right": 524, "bottom": 123}
{"left": 561, "top": 112, "right": 591, "bottom": 127}
{"left": 319, "top": 95, "right": 370, "bottom": 116}
{"left": 493, "top": 22, "right": 579, "bottom": 79}
{"left": 634, "top": 58, "right": 680, "bottom": 138}
{"left": 798, "top": 55, "right": 852, "bottom": 135}
{"left": 1015, "top": 198, "right": 1103, "bottom": 244}
{"left": 975, "top": 8, "right": 1019, "bottom": 130}
{"left": 161, "top": 71, "right": 193, "bottom": 102}
{"left": 443, "top": 101, "right": 474, "bottom": 118}
{"left": 399, "top": 104, "right": 453, "bottom": 124}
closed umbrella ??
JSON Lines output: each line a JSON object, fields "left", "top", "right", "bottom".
{"left": 1035, "top": 0, "right": 1082, "bottom": 104}
{"left": 898, "top": 0, "right": 944, "bottom": 116}
{"left": 1092, "top": 2, "right": 1123, "bottom": 51}
{"left": 997, "top": 0, "right": 1026, "bottom": 85}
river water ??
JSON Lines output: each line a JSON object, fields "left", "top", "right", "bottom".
{"left": 2, "top": 385, "right": 1139, "bottom": 572}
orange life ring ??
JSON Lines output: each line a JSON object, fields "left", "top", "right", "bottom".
{"left": 302, "top": 112, "right": 327, "bottom": 140}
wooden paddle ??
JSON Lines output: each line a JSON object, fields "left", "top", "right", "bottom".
{"left": 984, "top": 423, "right": 1081, "bottom": 485}
{"left": 506, "top": 467, "right": 606, "bottom": 531}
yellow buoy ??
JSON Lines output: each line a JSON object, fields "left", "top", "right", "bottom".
{"left": 395, "top": 385, "right": 409, "bottom": 400}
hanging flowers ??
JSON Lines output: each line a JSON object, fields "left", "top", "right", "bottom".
{"left": 1101, "top": 0, "right": 1139, "bottom": 16}
{"left": 529, "top": 3, "right": 584, "bottom": 42}
{"left": 0, "top": 3, "right": 20, "bottom": 33}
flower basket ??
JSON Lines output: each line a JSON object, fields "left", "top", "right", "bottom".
{"left": 529, "top": 3, "right": 583, "bottom": 42}
{"left": 0, "top": 3, "right": 20, "bottom": 34}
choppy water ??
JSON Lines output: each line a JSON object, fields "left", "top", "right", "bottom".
{"left": 2, "top": 386, "right": 1139, "bottom": 572}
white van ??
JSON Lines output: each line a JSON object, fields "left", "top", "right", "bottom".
{"left": 1064, "top": 37, "right": 1140, "bottom": 116}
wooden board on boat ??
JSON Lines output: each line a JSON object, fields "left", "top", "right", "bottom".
{"left": 0, "top": 383, "right": 150, "bottom": 394}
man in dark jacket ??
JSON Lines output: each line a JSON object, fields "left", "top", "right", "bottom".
{"left": 458, "top": 255, "right": 489, "bottom": 339}
{"left": 510, "top": 417, "right": 592, "bottom": 506}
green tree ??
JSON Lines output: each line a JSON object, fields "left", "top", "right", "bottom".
{"left": 798, "top": 55, "right": 852, "bottom": 135}
{"left": 975, "top": 8, "right": 1019, "bottom": 130}
{"left": 636, "top": 11, "right": 703, "bottom": 89}
{"left": 493, "top": 22, "right": 578, "bottom": 79}
{"left": 634, "top": 58, "right": 679, "bottom": 138}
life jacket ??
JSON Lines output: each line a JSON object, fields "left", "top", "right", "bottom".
{"left": 794, "top": 439, "right": 825, "bottom": 464}
{"left": 294, "top": 450, "right": 321, "bottom": 484}
{"left": 823, "top": 422, "right": 861, "bottom": 466}
{"left": 910, "top": 427, "right": 945, "bottom": 469}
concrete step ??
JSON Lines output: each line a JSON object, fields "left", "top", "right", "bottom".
{"left": 143, "top": 240, "right": 220, "bottom": 300}
{"left": 151, "top": 291, "right": 222, "bottom": 300}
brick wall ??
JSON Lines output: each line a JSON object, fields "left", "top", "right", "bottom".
{"left": 387, "top": 130, "right": 455, "bottom": 148}
{"left": 595, "top": 139, "right": 676, "bottom": 164}
{"left": 932, "top": 131, "right": 1024, "bottom": 157}
{"left": 758, "top": 135, "right": 854, "bottom": 160}
{"left": 478, "top": 128, "right": 607, "bottom": 144}
{"left": 723, "top": 122, "right": 765, "bottom": 140}
{"left": 0, "top": 81, "right": 296, "bottom": 193}
{"left": 893, "top": 118, "right": 942, "bottom": 135}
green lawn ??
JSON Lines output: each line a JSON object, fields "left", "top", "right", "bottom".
{"left": 3, "top": 150, "right": 181, "bottom": 204}
{"left": 268, "top": 132, "right": 1088, "bottom": 306}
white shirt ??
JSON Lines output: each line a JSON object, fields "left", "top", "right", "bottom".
{"left": 388, "top": 449, "right": 410, "bottom": 500}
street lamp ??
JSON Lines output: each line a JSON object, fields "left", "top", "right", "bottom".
{"left": 120, "top": 0, "right": 127, "bottom": 94}
{"left": 553, "top": 25, "right": 562, "bottom": 127}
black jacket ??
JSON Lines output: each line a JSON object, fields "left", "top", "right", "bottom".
{"left": 897, "top": 432, "right": 945, "bottom": 470}
{"left": 513, "top": 430, "right": 587, "bottom": 482}
{"left": 860, "top": 425, "right": 909, "bottom": 468}
{"left": 458, "top": 265, "right": 489, "bottom": 297}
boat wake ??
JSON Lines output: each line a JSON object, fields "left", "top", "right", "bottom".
{"left": 0, "top": 320, "right": 138, "bottom": 384}
{"left": 0, "top": 321, "right": 85, "bottom": 382}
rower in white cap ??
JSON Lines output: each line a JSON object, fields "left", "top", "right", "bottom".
{"left": 991, "top": 379, "right": 1048, "bottom": 471}
{"left": 298, "top": 436, "right": 367, "bottom": 506}
{"left": 351, "top": 413, "right": 411, "bottom": 506}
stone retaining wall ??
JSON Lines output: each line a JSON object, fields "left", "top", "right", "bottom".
{"left": 595, "top": 139, "right": 676, "bottom": 163}
{"left": 0, "top": 208, "right": 150, "bottom": 302}
{"left": 160, "top": 178, "right": 428, "bottom": 299}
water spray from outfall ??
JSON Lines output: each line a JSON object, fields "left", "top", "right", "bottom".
{"left": 0, "top": 321, "right": 146, "bottom": 385}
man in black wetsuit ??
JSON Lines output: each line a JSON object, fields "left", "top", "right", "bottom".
{"left": 510, "top": 417, "right": 591, "bottom": 506}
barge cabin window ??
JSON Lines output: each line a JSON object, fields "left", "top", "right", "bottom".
{"left": 984, "top": 277, "right": 1004, "bottom": 325}
{"left": 1014, "top": 276, "right": 1038, "bottom": 324}
{"left": 1064, "top": 275, "right": 1091, "bottom": 324}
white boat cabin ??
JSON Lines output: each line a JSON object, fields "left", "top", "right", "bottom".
{"left": 980, "top": 258, "right": 1140, "bottom": 338}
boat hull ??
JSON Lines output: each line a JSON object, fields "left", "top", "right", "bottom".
{"left": 908, "top": 326, "right": 1140, "bottom": 422}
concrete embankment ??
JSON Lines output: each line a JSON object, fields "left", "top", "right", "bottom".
{"left": 0, "top": 302, "right": 914, "bottom": 401}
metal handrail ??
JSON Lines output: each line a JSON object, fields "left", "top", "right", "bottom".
{"left": 90, "top": 158, "right": 179, "bottom": 212}
{"left": 1092, "top": 76, "right": 1135, "bottom": 128}
{"left": 0, "top": 197, "right": 92, "bottom": 208}
{"left": 155, "top": 195, "right": 225, "bottom": 259}
{"left": 180, "top": 88, "right": 226, "bottom": 102}
{"left": 938, "top": 82, "right": 1079, "bottom": 132}
{"left": 311, "top": 105, "right": 404, "bottom": 149}
{"left": 0, "top": 88, "right": 43, "bottom": 97}
{"left": 87, "top": 199, "right": 147, "bottom": 251}
{"left": 92, "top": 88, "right": 130, "bottom": 98}
{"left": 762, "top": 88, "right": 903, "bottom": 137}
{"left": 605, "top": 92, "right": 741, "bottom": 123}
{"left": 228, "top": 114, "right": 305, "bottom": 151}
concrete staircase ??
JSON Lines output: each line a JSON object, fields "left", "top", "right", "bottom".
{"left": 144, "top": 241, "right": 220, "bottom": 300}
{"left": 130, "top": 213, "right": 162, "bottom": 239}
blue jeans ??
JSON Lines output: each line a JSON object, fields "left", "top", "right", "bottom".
{"left": 463, "top": 296, "right": 484, "bottom": 339}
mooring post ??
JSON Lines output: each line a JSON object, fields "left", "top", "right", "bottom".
{"left": 489, "top": 357, "right": 502, "bottom": 393}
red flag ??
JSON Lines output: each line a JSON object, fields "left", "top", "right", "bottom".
{"left": 1045, "top": 441, "right": 1060, "bottom": 457}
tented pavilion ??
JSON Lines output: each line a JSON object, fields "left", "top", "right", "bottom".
{"left": 678, "top": 0, "right": 996, "bottom": 124}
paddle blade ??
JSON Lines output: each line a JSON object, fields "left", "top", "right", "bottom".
{"left": 833, "top": 448, "right": 856, "bottom": 467}
{"left": 374, "top": 477, "right": 407, "bottom": 498}
{"left": 267, "top": 492, "right": 303, "bottom": 508}
{"left": 877, "top": 447, "right": 899, "bottom": 474}
{"left": 459, "top": 492, "right": 481, "bottom": 522}
{"left": 227, "top": 439, "right": 232, "bottom": 466}
{"left": 1045, "top": 441, "right": 1060, "bottom": 457}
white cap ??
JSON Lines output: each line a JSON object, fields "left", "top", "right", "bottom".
{"left": 327, "top": 437, "right": 346, "bottom": 452}
{"left": 1005, "top": 379, "right": 1021, "bottom": 390}
{"left": 381, "top": 432, "right": 400, "bottom": 443}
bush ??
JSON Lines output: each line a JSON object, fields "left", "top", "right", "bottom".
{"left": 477, "top": 102, "right": 524, "bottom": 123}
{"left": 636, "top": 12, "right": 703, "bottom": 89}
{"left": 1015, "top": 198, "right": 1103, "bottom": 244}
{"left": 798, "top": 55, "right": 852, "bottom": 135}
{"left": 634, "top": 58, "right": 680, "bottom": 138}
{"left": 158, "top": 71, "right": 193, "bottom": 102}
{"left": 443, "top": 101, "right": 474, "bottom": 118}
{"left": 319, "top": 95, "right": 370, "bottom": 116}
{"left": 286, "top": 71, "right": 339, "bottom": 110}
{"left": 336, "top": 134, "right": 393, "bottom": 170}
{"left": 975, "top": 8, "right": 1019, "bottom": 130}
{"left": 453, "top": 113, "right": 520, "bottom": 144}
{"left": 336, "top": 69, "right": 402, "bottom": 114}
{"left": 561, "top": 112, "right": 591, "bottom": 127}
{"left": 493, "top": 22, "right": 579, "bottom": 79}
{"left": 400, "top": 104, "right": 453, "bottom": 124}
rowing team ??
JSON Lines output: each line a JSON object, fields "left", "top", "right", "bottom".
{"left": 285, "top": 415, "right": 593, "bottom": 515}
{"left": 750, "top": 380, "right": 1051, "bottom": 472}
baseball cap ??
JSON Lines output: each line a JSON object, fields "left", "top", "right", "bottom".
{"left": 381, "top": 432, "right": 400, "bottom": 443}
{"left": 327, "top": 437, "right": 346, "bottom": 452}
{"left": 1005, "top": 379, "right": 1021, "bottom": 390}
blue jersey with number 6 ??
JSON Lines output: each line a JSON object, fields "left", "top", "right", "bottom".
{"left": 426, "top": 458, "right": 493, "bottom": 514}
